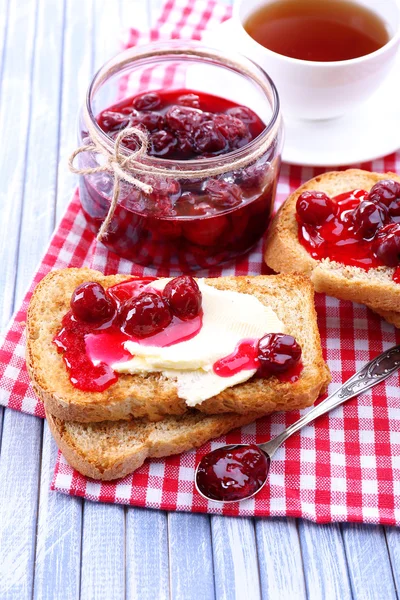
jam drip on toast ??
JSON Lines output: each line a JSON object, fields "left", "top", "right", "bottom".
{"left": 296, "top": 180, "right": 400, "bottom": 281}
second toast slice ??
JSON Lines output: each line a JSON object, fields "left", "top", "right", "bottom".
{"left": 264, "top": 169, "right": 400, "bottom": 314}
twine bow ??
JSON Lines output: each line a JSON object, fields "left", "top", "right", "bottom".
{"left": 69, "top": 127, "right": 153, "bottom": 241}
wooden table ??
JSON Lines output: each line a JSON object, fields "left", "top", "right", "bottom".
{"left": 0, "top": 1, "right": 399, "bottom": 598}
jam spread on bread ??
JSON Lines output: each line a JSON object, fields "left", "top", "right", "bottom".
{"left": 54, "top": 277, "right": 302, "bottom": 392}
{"left": 54, "top": 276, "right": 202, "bottom": 392}
{"left": 196, "top": 444, "right": 269, "bottom": 502}
{"left": 296, "top": 180, "right": 400, "bottom": 279}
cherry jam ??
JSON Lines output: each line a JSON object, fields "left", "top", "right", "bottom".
{"left": 196, "top": 444, "right": 269, "bottom": 502}
{"left": 296, "top": 182, "right": 400, "bottom": 281}
{"left": 54, "top": 279, "right": 302, "bottom": 393}
{"left": 97, "top": 90, "right": 265, "bottom": 160}
{"left": 79, "top": 89, "right": 278, "bottom": 269}
{"left": 53, "top": 277, "right": 202, "bottom": 392}
{"left": 213, "top": 334, "right": 303, "bottom": 382}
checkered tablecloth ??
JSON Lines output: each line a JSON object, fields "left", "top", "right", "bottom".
{"left": 1, "top": 0, "right": 399, "bottom": 524}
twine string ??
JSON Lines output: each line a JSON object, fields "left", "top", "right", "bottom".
{"left": 69, "top": 127, "right": 154, "bottom": 241}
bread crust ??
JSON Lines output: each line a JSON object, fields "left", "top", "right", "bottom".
{"left": 47, "top": 410, "right": 259, "bottom": 481}
{"left": 27, "top": 268, "right": 330, "bottom": 422}
{"left": 369, "top": 307, "right": 400, "bottom": 328}
{"left": 264, "top": 169, "right": 400, "bottom": 315}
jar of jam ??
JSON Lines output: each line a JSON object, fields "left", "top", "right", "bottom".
{"left": 77, "top": 41, "right": 283, "bottom": 270}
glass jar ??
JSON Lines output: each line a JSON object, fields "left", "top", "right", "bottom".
{"left": 78, "top": 41, "right": 283, "bottom": 270}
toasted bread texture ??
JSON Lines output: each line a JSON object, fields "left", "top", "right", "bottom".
{"left": 46, "top": 410, "right": 259, "bottom": 480}
{"left": 27, "top": 269, "right": 330, "bottom": 422}
{"left": 370, "top": 307, "right": 400, "bottom": 328}
{"left": 264, "top": 169, "right": 400, "bottom": 314}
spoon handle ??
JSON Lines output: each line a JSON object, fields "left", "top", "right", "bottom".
{"left": 260, "top": 344, "right": 400, "bottom": 458}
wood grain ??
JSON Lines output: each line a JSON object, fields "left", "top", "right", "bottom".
{"left": 341, "top": 523, "right": 397, "bottom": 600}
{"left": 0, "top": 412, "right": 43, "bottom": 599}
{"left": 80, "top": 503, "right": 126, "bottom": 600}
{"left": 169, "top": 512, "right": 215, "bottom": 600}
{"left": 212, "top": 517, "right": 261, "bottom": 600}
{"left": 33, "top": 424, "right": 83, "bottom": 600}
{"left": 255, "top": 518, "right": 306, "bottom": 600}
{"left": 0, "top": 0, "right": 37, "bottom": 331}
{"left": 125, "top": 507, "right": 169, "bottom": 600}
{"left": 298, "top": 521, "right": 351, "bottom": 600}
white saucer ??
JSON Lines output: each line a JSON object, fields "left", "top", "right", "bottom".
{"left": 282, "top": 62, "right": 400, "bottom": 166}
{"left": 203, "top": 20, "right": 400, "bottom": 167}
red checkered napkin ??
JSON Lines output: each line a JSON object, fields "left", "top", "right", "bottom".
{"left": 1, "top": 0, "right": 400, "bottom": 525}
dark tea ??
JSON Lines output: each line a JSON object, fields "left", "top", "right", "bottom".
{"left": 244, "top": 0, "right": 390, "bottom": 62}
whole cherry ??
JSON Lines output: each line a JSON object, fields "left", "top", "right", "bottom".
{"left": 213, "top": 114, "right": 248, "bottom": 142}
{"left": 150, "top": 130, "right": 177, "bottom": 157}
{"left": 99, "top": 111, "right": 130, "bottom": 131}
{"left": 163, "top": 275, "right": 202, "bottom": 320}
{"left": 70, "top": 282, "right": 116, "bottom": 323}
{"left": 368, "top": 179, "right": 400, "bottom": 208}
{"left": 133, "top": 92, "right": 161, "bottom": 111}
{"left": 204, "top": 179, "right": 242, "bottom": 209}
{"left": 138, "top": 111, "right": 165, "bottom": 132}
{"left": 226, "top": 106, "right": 258, "bottom": 124}
{"left": 374, "top": 223, "right": 400, "bottom": 267}
{"left": 166, "top": 106, "right": 203, "bottom": 132}
{"left": 193, "top": 121, "right": 227, "bottom": 154}
{"left": 121, "top": 292, "right": 172, "bottom": 337}
{"left": 351, "top": 200, "right": 388, "bottom": 240}
{"left": 257, "top": 333, "right": 302, "bottom": 377}
{"left": 296, "top": 191, "right": 335, "bottom": 226}
{"left": 177, "top": 93, "right": 201, "bottom": 109}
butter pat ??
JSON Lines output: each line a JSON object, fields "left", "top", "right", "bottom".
{"left": 113, "top": 281, "right": 284, "bottom": 406}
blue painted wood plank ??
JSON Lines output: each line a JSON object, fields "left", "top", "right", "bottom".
{"left": 125, "top": 507, "right": 169, "bottom": 600}
{"left": 212, "top": 516, "right": 261, "bottom": 600}
{"left": 168, "top": 512, "right": 215, "bottom": 600}
{"left": 385, "top": 526, "right": 400, "bottom": 593}
{"left": 341, "top": 523, "right": 397, "bottom": 599}
{"left": 14, "top": 0, "right": 65, "bottom": 299}
{"left": 0, "top": 411, "right": 43, "bottom": 600}
{"left": 0, "top": 407, "right": 3, "bottom": 452}
{"left": 80, "top": 502, "right": 126, "bottom": 600}
{"left": 56, "top": 0, "right": 94, "bottom": 219}
{"left": 33, "top": 423, "right": 83, "bottom": 600}
{"left": 255, "top": 518, "right": 306, "bottom": 600}
{"left": 298, "top": 521, "right": 351, "bottom": 600}
{"left": 0, "top": 0, "right": 9, "bottom": 95}
{"left": 0, "top": 0, "right": 38, "bottom": 329}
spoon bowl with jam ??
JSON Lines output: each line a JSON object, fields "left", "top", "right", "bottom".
{"left": 195, "top": 344, "right": 400, "bottom": 503}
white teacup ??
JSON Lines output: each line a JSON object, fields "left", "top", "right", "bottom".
{"left": 212, "top": 0, "right": 400, "bottom": 120}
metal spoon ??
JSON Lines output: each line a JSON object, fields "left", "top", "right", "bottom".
{"left": 195, "top": 344, "right": 400, "bottom": 503}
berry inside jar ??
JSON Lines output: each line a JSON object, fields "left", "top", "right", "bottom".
{"left": 296, "top": 179, "right": 400, "bottom": 282}
{"left": 79, "top": 89, "right": 279, "bottom": 269}
{"left": 97, "top": 90, "right": 265, "bottom": 159}
{"left": 53, "top": 276, "right": 303, "bottom": 393}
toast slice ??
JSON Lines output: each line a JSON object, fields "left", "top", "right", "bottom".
{"left": 27, "top": 268, "right": 330, "bottom": 422}
{"left": 46, "top": 410, "right": 260, "bottom": 481}
{"left": 264, "top": 169, "right": 400, "bottom": 314}
{"left": 371, "top": 307, "right": 400, "bottom": 328}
